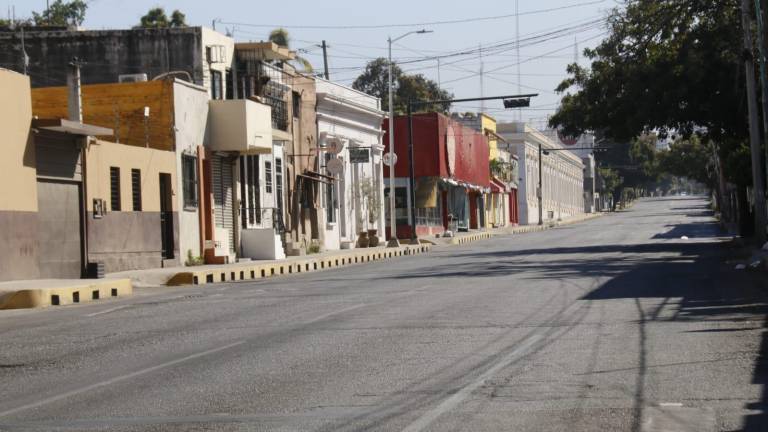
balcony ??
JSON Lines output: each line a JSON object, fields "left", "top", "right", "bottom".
{"left": 208, "top": 99, "right": 272, "bottom": 154}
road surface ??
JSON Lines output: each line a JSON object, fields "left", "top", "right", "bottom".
{"left": 1, "top": 196, "right": 766, "bottom": 431}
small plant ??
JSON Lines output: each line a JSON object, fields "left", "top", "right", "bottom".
{"left": 307, "top": 243, "right": 321, "bottom": 254}
{"left": 359, "top": 177, "right": 380, "bottom": 226}
{"left": 185, "top": 249, "right": 204, "bottom": 266}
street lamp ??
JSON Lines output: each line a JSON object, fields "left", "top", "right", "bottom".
{"left": 386, "top": 29, "right": 432, "bottom": 248}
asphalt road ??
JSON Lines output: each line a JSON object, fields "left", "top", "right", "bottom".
{"left": 1, "top": 196, "right": 767, "bottom": 432}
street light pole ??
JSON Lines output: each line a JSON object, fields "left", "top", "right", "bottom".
{"left": 386, "top": 29, "right": 432, "bottom": 248}
{"left": 538, "top": 143, "right": 543, "bottom": 225}
{"left": 386, "top": 35, "right": 398, "bottom": 247}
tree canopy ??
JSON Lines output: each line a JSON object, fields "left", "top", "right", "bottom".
{"left": 267, "top": 28, "right": 313, "bottom": 73}
{"left": 31, "top": 0, "right": 87, "bottom": 27}
{"left": 352, "top": 58, "right": 453, "bottom": 114}
{"left": 138, "top": 7, "right": 187, "bottom": 28}
{"left": 549, "top": 1, "right": 746, "bottom": 145}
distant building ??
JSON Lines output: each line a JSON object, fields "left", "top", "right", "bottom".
{"left": 498, "top": 123, "right": 585, "bottom": 225}
{"left": 384, "top": 113, "right": 490, "bottom": 239}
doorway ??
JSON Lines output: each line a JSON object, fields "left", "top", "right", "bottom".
{"left": 159, "top": 173, "right": 174, "bottom": 259}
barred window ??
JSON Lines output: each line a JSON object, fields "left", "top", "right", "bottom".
{"left": 182, "top": 155, "right": 198, "bottom": 209}
{"left": 131, "top": 169, "right": 142, "bottom": 211}
{"left": 110, "top": 167, "right": 121, "bottom": 211}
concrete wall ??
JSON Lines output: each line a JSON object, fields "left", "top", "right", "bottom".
{"left": 85, "top": 140, "right": 178, "bottom": 272}
{"left": 173, "top": 80, "right": 210, "bottom": 263}
{"left": 0, "top": 28, "right": 206, "bottom": 88}
{"left": 0, "top": 69, "right": 39, "bottom": 281}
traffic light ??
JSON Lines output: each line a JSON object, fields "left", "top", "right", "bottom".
{"left": 503, "top": 98, "right": 531, "bottom": 108}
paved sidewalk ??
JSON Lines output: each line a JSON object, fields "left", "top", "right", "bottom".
{"left": 0, "top": 278, "right": 132, "bottom": 310}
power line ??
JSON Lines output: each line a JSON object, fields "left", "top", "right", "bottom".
{"left": 217, "top": 0, "right": 607, "bottom": 30}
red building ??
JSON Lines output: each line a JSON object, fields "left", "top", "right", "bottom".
{"left": 383, "top": 113, "right": 490, "bottom": 239}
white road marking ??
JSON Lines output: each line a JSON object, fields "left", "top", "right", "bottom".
{"left": 0, "top": 340, "right": 245, "bottom": 418}
{"left": 659, "top": 402, "right": 684, "bottom": 407}
{"left": 303, "top": 304, "right": 367, "bottom": 325}
{"left": 401, "top": 334, "right": 543, "bottom": 432}
{"left": 85, "top": 305, "right": 129, "bottom": 317}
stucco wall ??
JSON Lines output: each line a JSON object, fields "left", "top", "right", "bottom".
{"left": 173, "top": 80, "right": 210, "bottom": 261}
{"left": 0, "top": 69, "right": 39, "bottom": 281}
{"left": 85, "top": 139, "right": 178, "bottom": 272}
{"left": 0, "top": 69, "right": 36, "bottom": 212}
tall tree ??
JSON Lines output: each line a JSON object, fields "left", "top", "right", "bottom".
{"left": 268, "top": 28, "right": 313, "bottom": 72}
{"left": 32, "top": 0, "right": 87, "bottom": 27}
{"left": 353, "top": 57, "right": 452, "bottom": 114}
{"left": 138, "top": 8, "right": 187, "bottom": 28}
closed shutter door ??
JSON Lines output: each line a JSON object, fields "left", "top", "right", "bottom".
{"left": 212, "top": 155, "right": 235, "bottom": 253}
{"left": 37, "top": 180, "right": 82, "bottom": 278}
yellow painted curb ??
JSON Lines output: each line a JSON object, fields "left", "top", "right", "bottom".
{"left": 0, "top": 279, "right": 133, "bottom": 310}
{"left": 450, "top": 232, "right": 493, "bottom": 245}
{"left": 168, "top": 244, "right": 432, "bottom": 287}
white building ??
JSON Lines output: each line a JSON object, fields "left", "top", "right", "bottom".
{"left": 498, "top": 122, "right": 585, "bottom": 225}
{"left": 315, "top": 79, "right": 386, "bottom": 250}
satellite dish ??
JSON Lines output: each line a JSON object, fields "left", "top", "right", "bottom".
{"left": 325, "top": 136, "right": 345, "bottom": 154}
{"left": 383, "top": 152, "right": 398, "bottom": 167}
{"left": 326, "top": 157, "right": 344, "bottom": 175}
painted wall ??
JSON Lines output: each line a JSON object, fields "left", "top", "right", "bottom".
{"left": 316, "top": 79, "right": 386, "bottom": 250}
{"left": 85, "top": 140, "right": 178, "bottom": 272}
{"left": 173, "top": 80, "right": 210, "bottom": 263}
{"left": 0, "top": 69, "right": 39, "bottom": 281}
{"left": 383, "top": 113, "right": 490, "bottom": 187}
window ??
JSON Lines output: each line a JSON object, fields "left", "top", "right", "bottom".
{"left": 325, "top": 154, "right": 337, "bottom": 223}
{"left": 211, "top": 70, "right": 223, "bottom": 100}
{"left": 276, "top": 158, "right": 284, "bottom": 214}
{"left": 131, "top": 169, "right": 142, "bottom": 211}
{"left": 292, "top": 91, "right": 301, "bottom": 118}
{"left": 182, "top": 155, "right": 198, "bottom": 209}
{"left": 265, "top": 160, "right": 273, "bottom": 194}
{"left": 110, "top": 167, "right": 121, "bottom": 211}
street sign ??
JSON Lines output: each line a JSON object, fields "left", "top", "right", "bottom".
{"left": 325, "top": 136, "right": 345, "bottom": 154}
{"left": 349, "top": 148, "right": 370, "bottom": 164}
{"left": 326, "top": 157, "right": 344, "bottom": 175}
{"left": 383, "top": 152, "right": 397, "bottom": 166}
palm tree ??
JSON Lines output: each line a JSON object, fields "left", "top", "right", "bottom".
{"left": 268, "top": 28, "right": 313, "bottom": 73}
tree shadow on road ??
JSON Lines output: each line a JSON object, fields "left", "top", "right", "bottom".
{"left": 388, "top": 221, "right": 768, "bottom": 431}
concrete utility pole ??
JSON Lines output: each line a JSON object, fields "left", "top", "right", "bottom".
{"left": 321, "top": 40, "right": 329, "bottom": 80}
{"left": 741, "top": 0, "right": 767, "bottom": 244}
{"left": 67, "top": 58, "right": 83, "bottom": 123}
{"left": 538, "top": 143, "right": 544, "bottom": 225}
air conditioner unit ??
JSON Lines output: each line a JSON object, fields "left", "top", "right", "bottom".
{"left": 119, "top": 73, "right": 148, "bottom": 83}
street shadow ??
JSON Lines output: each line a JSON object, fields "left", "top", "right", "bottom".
{"left": 383, "top": 216, "right": 768, "bottom": 430}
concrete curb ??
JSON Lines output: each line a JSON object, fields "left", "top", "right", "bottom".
{"left": 166, "top": 244, "right": 432, "bottom": 287}
{"left": 0, "top": 278, "right": 133, "bottom": 310}
{"left": 450, "top": 232, "right": 493, "bottom": 245}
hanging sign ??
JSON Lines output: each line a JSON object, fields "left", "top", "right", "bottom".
{"left": 349, "top": 148, "right": 370, "bottom": 164}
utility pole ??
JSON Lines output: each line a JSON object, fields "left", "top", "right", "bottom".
{"left": 67, "top": 58, "right": 83, "bottom": 123}
{"left": 538, "top": 142, "right": 543, "bottom": 225}
{"left": 515, "top": 0, "right": 522, "bottom": 121}
{"left": 321, "top": 40, "right": 329, "bottom": 80}
{"left": 20, "top": 26, "right": 28, "bottom": 75}
{"left": 741, "top": 0, "right": 767, "bottom": 244}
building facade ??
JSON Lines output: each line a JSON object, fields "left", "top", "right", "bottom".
{"left": 384, "top": 113, "right": 490, "bottom": 239}
{"left": 498, "top": 122, "right": 585, "bottom": 225}
{"left": 316, "top": 79, "right": 386, "bottom": 250}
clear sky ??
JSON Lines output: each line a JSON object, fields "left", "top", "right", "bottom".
{"left": 4, "top": 0, "right": 614, "bottom": 127}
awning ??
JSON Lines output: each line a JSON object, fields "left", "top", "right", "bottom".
{"left": 490, "top": 181, "right": 504, "bottom": 193}
{"left": 297, "top": 173, "right": 332, "bottom": 184}
{"left": 33, "top": 118, "right": 114, "bottom": 137}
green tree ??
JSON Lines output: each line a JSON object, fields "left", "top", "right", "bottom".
{"left": 268, "top": 28, "right": 313, "bottom": 72}
{"left": 353, "top": 57, "right": 452, "bottom": 114}
{"left": 138, "top": 7, "right": 187, "bottom": 28}
{"left": 32, "top": 0, "right": 87, "bottom": 27}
